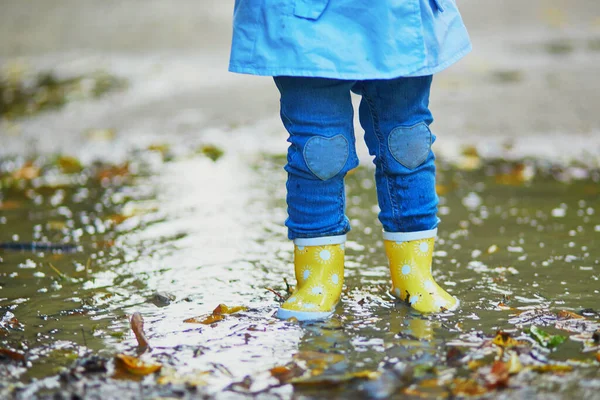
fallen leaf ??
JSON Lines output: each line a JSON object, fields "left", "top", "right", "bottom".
{"left": 184, "top": 314, "right": 225, "bottom": 325}
{"left": 529, "top": 364, "right": 572, "bottom": 373}
{"left": 0, "top": 200, "right": 22, "bottom": 210}
{"left": 290, "top": 370, "right": 380, "bottom": 387}
{"left": 96, "top": 163, "right": 130, "bottom": 181}
{"left": 0, "top": 348, "right": 25, "bottom": 362}
{"left": 57, "top": 155, "right": 83, "bottom": 174}
{"left": 468, "top": 360, "right": 485, "bottom": 371}
{"left": 456, "top": 146, "right": 482, "bottom": 171}
{"left": 270, "top": 366, "right": 297, "bottom": 383}
{"left": 115, "top": 354, "right": 161, "bottom": 376}
{"left": 495, "top": 163, "right": 534, "bottom": 186}
{"left": 557, "top": 310, "right": 585, "bottom": 320}
{"left": 492, "top": 331, "right": 523, "bottom": 348}
{"left": 199, "top": 144, "right": 224, "bottom": 162}
{"left": 106, "top": 214, "right": 130, "bottom": 225}
{"left": 46, "top": 220, "right": 67, "bottom": 230}
{"left": 451, "top": 378, "right": 488, "bottom": 396}
{"left": 528, "top": 325, "right": 566, "bottom": 349}
{"left": 497, "top": 302, "right": 515, "bottom": 311}
{"left": 481, "top": 361, "right": 509, "bottom": 389}
{"left": 147, "top": 143, "right": 170, "bottom": 155}
{"left": 183, "top": 303, "right": 247, "bottom": 324}
{"left": 596, "top": 352, "right": 600, "bottom": 362}
{"left": 446, "top": 347, "right": 464, "bottom": 367}
{"left": 12, "top": 162, "right": 40, "bottom": 180}
{"left": 506, "top": 352, "right": 522, "bottom": 375}
{"left": 130, "top": 312, "right": 149, "bottom": 349}
{"left": 212, "top": 304, "right": 248, "bottom": 315}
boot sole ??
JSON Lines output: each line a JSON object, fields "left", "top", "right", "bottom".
{"left": 276, "top": 307, "right": 334, "bottom": 321}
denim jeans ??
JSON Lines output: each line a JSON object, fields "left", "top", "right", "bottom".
{"left": 274, "top": 75, "right": 439, "bottom": 241}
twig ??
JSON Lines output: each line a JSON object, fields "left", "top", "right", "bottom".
{"left": 265, "top": 288, "right": 286, "bottom": 301}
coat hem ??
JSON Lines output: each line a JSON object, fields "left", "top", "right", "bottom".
{"left": 228, "top": 43, "right": 472, "bottom": 80}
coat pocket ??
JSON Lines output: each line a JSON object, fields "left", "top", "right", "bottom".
{"left": 294, "top": 0, "right": 330, "bottom": 20}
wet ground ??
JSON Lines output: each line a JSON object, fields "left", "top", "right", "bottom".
{"left": 1, "top": 0, "right": 600, "bottom": 399}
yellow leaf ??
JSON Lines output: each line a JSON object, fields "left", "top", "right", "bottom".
{"left": 213, "top": 304, "right": 248, "bottom": 315}
{"left": 290, "top": 370, "right": 380, "bottom": 386}
{"left": 47, "top": 220, "right": 67, "bottom": 230}
{"left": 198, "top": 144, "right": 224, "bottom": 162}
{"left": 451, "top": 378, "right": 488, "bottom": 396}
{"left": 492, "top": 331, "right": 523, "bottom": 348}
{"left": 57, "top": 156, "right": 83, "bottom": 174}
{"left": 184, "top": 304, "right": 247, "bottom": 324}
{"left": 507, "top": 352, "right": 522, "bottom": 375}
{"left": 468, "top": 360, "right": 484, "bottom": 371}
{"left": 530, "top": 364, "right": 572, "bottom": 373}
{"left": 495, "top": 163, "right": 534, "bottom": 186}
{"left": 115, "top": 354, "right": 161, "bottom": 376}
{"left": 184, "top": 314, "right": 225, "bottom": 324}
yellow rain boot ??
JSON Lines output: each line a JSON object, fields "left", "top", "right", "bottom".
{"left": 277, "top": 236, "right": 345, "bottom": 321}
{"left": 384, "top": 230, "right": 458, "bottom": 313}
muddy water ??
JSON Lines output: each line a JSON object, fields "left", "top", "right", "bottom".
{"left": 1, "top": 149, "right": 599, "bottom": 399}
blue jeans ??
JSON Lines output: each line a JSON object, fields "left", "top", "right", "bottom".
{"left": 274, "top": 76, "right": 439, "bottom": 241}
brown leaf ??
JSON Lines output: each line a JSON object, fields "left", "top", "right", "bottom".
{"left": 0, "top": 200, "right": 22, "bottom": 210}
{"left": 557, "top": 310, "right": 585, "bottom": 320}
{"left": 96, "top": 163, "right": 130, "bottom": 181}
{"left": 115, "top": 354, "right": 161, "bottom": 376}
{"left": 0, "top": 348, "right": 25, "bottom": 362}
{"left": 130, "top": 312, "right": 149, "bottom": 349}
{"left": 12, "top": 162, "right": 40, "bottom": 180}
{"left": 482, "top": 361, "right": 509, "bottom": 389}
{"left": 446, "top": 347, "right": 464, "bottom": 367}
{"left": 270, "top": 366, "right": 297, "bottom": 383}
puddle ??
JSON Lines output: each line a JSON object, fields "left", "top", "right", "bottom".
{"left": 0, "top": 64, "right": 125, "bottom": 120}
{"left": 1, "top": 147, "right": 599, "bottom": 398}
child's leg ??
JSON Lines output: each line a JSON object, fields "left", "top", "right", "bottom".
{"left": 354, "top": 76, "right": 458, "bottom": 313}
{"left": 273, "top": 76, "right": 359, "bottom": 240}
{"left": 273, "top": 76, "right": 358, "bottom": 320}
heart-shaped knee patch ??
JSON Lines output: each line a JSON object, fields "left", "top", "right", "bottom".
{"left": 303, "top": 134, "right": 349, "bottom": 180}
{"left": 388, "top": 122, "right": 432, "bottom": 170}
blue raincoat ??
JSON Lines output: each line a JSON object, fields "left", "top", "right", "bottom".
{"left": 229, "top": 0, "right": 471, "bottom": 79}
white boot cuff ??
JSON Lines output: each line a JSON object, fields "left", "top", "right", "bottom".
{"left": 383, "top": 228, "right": 437, "bottom": 242}
{"left": 294, "top": 234, "right": 347, "bottom": 246}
